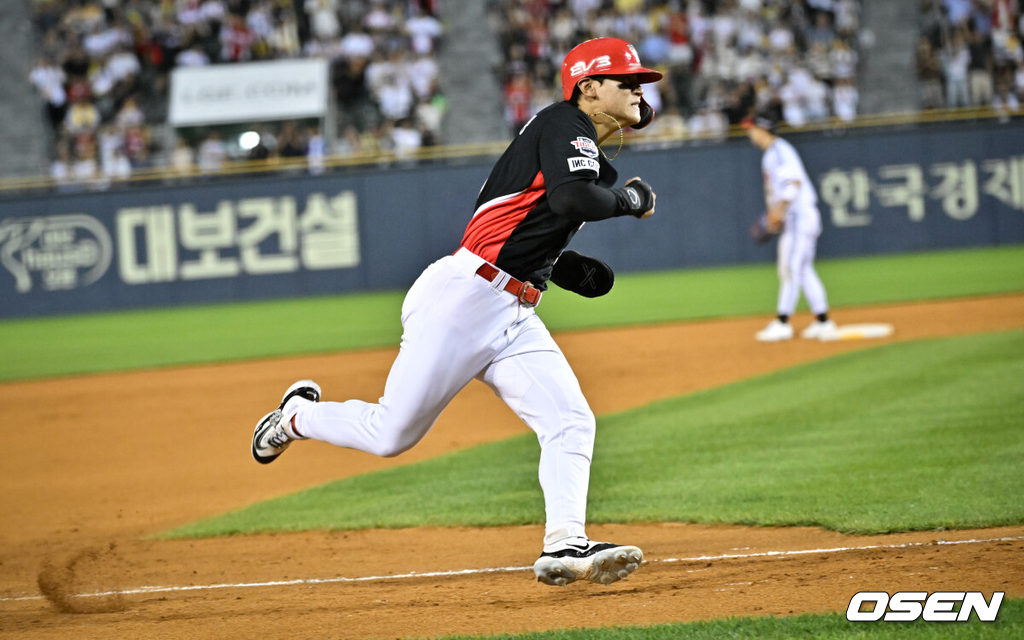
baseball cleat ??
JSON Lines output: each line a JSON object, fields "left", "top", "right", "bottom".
{"left": 533, "top": 538, "right": 643, "bottom": 587}
{"left": 800, "top": 319, "right": 838, "bottom": 340}
{"left": 756, "top": 319, "right": 794, "bottom": 342}
{"left": 251, "top": 380, "right": 321, "bottom": 464}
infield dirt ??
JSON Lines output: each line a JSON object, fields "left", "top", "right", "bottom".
{"left": 2, "top": 294, "right": 1022, "bottom": 639}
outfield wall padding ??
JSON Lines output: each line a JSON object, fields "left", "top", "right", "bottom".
{"left": 2, "top": 122, "right": 1022, "bottom": 317}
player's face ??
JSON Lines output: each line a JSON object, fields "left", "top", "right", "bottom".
{"left": 746, "top": 126, "right": 773, "bottom": 150}
{"left": 594, "top": 75, "right": 644, "bottom": 125}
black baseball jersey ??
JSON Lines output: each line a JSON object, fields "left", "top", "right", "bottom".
{"left": 460, "top": 101, "right": 618, "bottom": 288}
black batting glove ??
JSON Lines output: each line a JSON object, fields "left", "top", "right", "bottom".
{"left": 613, "top": 178, "right": 655, "bottom": 218}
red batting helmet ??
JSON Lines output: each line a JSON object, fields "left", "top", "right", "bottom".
{"left": 560, "top": 37, "right": 663, "bottom": 101}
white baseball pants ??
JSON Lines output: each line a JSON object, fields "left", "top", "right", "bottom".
{"left": 776, "top": 231, "right": 829, "bottom": 316}
{"left": 294, "top": 248, "right": 594, "bottom": 543}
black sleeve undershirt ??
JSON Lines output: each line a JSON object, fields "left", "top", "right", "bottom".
{"left": 548, "top": 180, "right": 634, "bottom": 222}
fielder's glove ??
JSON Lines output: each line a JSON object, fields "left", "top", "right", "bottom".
{"left": 750, "top": 213, "right": 778, "bottom": 245}
{"left": 550, "top": 250, "right": 614, "bottom": 298}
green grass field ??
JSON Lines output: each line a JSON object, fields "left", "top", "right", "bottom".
{"left": 428, "top": 598, "right": 1024, "bottom": 640}
{"left": 1, "top": 245, "right": 1022, "bottom": 382}
{"left": 166, "top": 330, "right": 1024, "bottom": 538}
{"left": 10, "top": 245, "right": 1021, "bottom": 640}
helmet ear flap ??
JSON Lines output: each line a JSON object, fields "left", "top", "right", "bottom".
{"left": 631, "top": 97, "right": 655, "bottom": 130}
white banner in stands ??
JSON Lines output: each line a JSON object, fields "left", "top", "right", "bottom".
{"left": 169, "top": 59, "right": 330, "bottom": 126}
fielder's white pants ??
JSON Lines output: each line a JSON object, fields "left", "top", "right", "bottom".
{"left": 776, "top": 231, "right": 829, "bottom": 316}
{"left": 295, "top": 248, "right": 594, "bottom": 544}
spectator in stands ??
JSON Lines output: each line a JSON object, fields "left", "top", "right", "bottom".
{"left": 918, "top": 35, "right": 945, "bottom": 108}
{"left": 197, "top": 131, "right": 227, "bottom": 173}
{"left": 832, "top": 77, "right": 859, "bottom": 121}
{"left": 503, "top": 72, "right": 533, "bottom": 135}
{"left": 335, "top": 124, "right": 365, "bottom": 155}
{"left": 307, "top": 124, "right": 327, "bottom": 173}
{"left": 391, "top": 117, "right": 422, "bottom": 158}
{"left": 404, "top": 3, "right": 443, "bottom": 54}
{"left": 176, "top": 43, "right": 211, "bottom": 67}
{"left": 942, "top": 30, "right": 972, "bottom": 108}
{"left": 50, "top": 141, "right": 73, "bottom": 189}
{"left": 171, "top": 137, "right": 195, "bottom": 174}
{"left": 221, "top": 13, "right": 255, "bottom": 62}
{"left": 63, "top": 88, "right": 100, "bottom": 136}
{"left": 339, "top": 23, "right": 375, "bottom": 59}
{"left": 71, "top": 135, "right": 99, "bottom": 184}
{"left": 375, "top": 64, "right": 416, "bottom": 123}
{"left": 992, "top": 74, "right": 1021, "bottom": 114}
{"left": 1016, "top": 60, "right": 1024, "bottom": 100}
{"left": 277, "top": 122, "right": 307, "bottom": 158}
{"left": 414, "top": 93, "right": 445, "bottom": 144}
{"left": 270, "top": 8, "right": 301, "bottom": 56}
{"left": 124, "top": 125, "right": 150, "bottom": 168}
{"left": 28, "top": 56, "right": 67, "bottom": 129}
{"left": 60, "top": 41, "right": 91, "bottom": 84}
{"left": 806, "top": 12, "right": 836, "bottom": 49}
{"left": 967, "top": 21, "right": 995, "bottom": 106}
{"left": 307, "top": 0, "right": 342, "bottom": 42}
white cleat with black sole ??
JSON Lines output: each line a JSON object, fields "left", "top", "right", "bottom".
{"left": 251, "top": 380, "right": 321, "bottom": 464}
{"left": 800, "top": 319, "right": 838, "bottom": 341}
{"left": 533, "top": 538, "right": 643, "bottom": 587}
{"left": 755, "top": 319, "right": 794, "bottom": 342}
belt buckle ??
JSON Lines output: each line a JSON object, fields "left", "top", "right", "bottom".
{"left": 518, "top": 281, "right": 540, "bottom": 307}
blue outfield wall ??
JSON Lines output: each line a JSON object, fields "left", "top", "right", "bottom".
{"left": 1, "top": 122, "right": 1023, "bottom": 318}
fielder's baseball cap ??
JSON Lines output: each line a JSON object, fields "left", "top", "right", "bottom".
{"left": 741, "top": 115, "right": 778, "bottom": 132}
{"left": 561, "top": 37, "right": 663, "bottom": 101}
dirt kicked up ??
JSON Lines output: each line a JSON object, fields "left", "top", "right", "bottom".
{"left": 2, "top": 294, "right": 1022, "bottom": 640}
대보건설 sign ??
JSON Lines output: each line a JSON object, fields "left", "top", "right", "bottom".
{"left": 168, "top": 59, "right": 330, "bottom": 127}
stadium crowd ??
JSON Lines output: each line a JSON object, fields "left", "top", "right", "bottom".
{"left": 492, "top": 0, "right": 866, "bottom": 141}
{"left": 918, "top": 0, "right": 1024, "bottom": 113}
{"left": 27, "top": 0, "right": 445, "bottom": 185}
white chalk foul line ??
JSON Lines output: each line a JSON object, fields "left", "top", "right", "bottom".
{"left": 2, "top": 535, "right": 1019, "bottom": 603}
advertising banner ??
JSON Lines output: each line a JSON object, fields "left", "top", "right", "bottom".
{"left": 168, "top": 59, "right": 330, "bottom": 127}
{"left": 2, "top": 122, "right": 1022, "bottom": 318}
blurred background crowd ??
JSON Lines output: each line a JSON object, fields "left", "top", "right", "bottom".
{"left": 493, "top": 0, "right": 865, "bottom": 141}
{"left": 27, "top": 0, "right": 444, "bottom": 185}
{"left": 21, "top": 0, "right": 1024, "bottom": 187}
{"left": 918, "top": 0, "right": 1024, "bottom": 113}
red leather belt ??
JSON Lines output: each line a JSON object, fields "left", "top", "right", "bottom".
{"left": 475, "top": 263, "right": 542, "bottom": 307}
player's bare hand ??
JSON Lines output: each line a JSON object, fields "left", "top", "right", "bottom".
{"left": 624, "top": 177, "right": 656, "bottom": 218}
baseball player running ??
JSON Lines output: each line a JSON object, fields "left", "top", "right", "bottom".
{"left": 743, "top": 115, "right": 836, "bottom": 342}
{"left": 252, "top": 38, "right": 661, "bottom": 587}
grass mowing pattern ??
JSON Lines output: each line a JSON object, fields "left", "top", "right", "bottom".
{"left": 2, "top": 245, "right": 1022, "bottom": 382}
{"left": 538, "top": 245, "right": 1024, "bottom": 332}
{"left": 166, "top": 330, "right": 1024, "bottom": 538}
{"left": 423, "top": 598, "right": 1023, "bottom": 640}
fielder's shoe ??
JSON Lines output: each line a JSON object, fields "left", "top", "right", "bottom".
{"left": 533, "top": 537, "right": 643, "bottom": 587}
{"left": 251, "top": 380, "right": 321, "bottom": 464}
{"left": 755, "top": 319, "right": 794, "bottom": 342}
{"left": 800, "top": 319, "right": 838, "bottom": 340}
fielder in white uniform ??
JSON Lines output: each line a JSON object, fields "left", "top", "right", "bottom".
{"left": 252, "top": 38, "right": 662, "bottom": 587}
{"left": 743, "top": 117, "right": 836, "bottom": 342}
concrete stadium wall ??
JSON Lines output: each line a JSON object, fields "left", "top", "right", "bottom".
{"left": 2, "top": 122, "right": 1022, "bottom": 318}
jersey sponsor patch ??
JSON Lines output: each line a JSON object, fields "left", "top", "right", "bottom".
{"left": 570, "top": 137, "right": 599, "bottom": 159}
{"left": 567, "top": 157, "right": 600, "bottom": 173}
